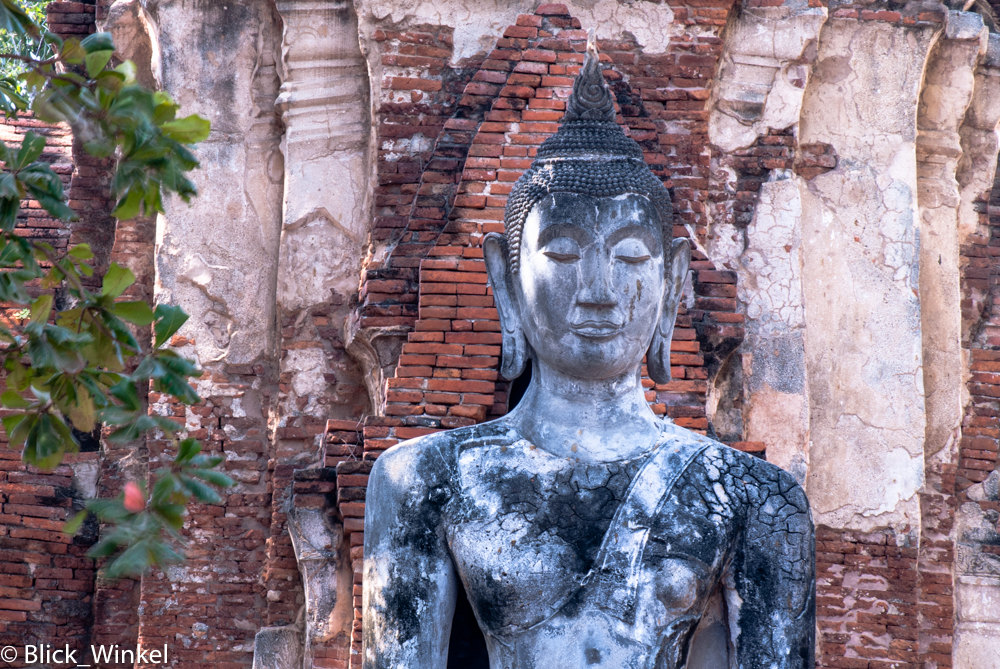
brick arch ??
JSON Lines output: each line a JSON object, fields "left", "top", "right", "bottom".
{"left": 361, "top": 3, "right": 746, "bottom": 457}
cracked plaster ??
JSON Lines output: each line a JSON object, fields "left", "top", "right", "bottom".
{"left": 137, "top": 0, "right": 284, "bottom": 368}
{"left": 709, "top": 176, "right": 811, "bottom": 482}
{"left": 709, "top": 3, "right": 826, "bottom": 153}
{"left": 706, "top": 9, "right": 822, "bottom": 487}
{"left": 797, "top": 17, "right": 942, "bottom": 532}
{"left": 354, "top": 0, "right": 678, "bottom": 66}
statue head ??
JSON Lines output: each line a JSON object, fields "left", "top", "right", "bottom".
{"left": 483, "top": 34, "right": 690, "bottom": 385}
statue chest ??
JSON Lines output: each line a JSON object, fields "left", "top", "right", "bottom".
{"left": 444, "top": 442, "right": 734, "bottom": 644}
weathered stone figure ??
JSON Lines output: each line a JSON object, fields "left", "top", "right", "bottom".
{"left": 363, "top": 35, "right": 815, "bottom": 669}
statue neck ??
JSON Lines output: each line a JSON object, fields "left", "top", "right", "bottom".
{"left": 508, "top": 359, "right": 664, "bottom": 463}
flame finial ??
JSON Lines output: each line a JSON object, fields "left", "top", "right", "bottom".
{"left": 563, "top": 28, "right": 616, "bottom": 123}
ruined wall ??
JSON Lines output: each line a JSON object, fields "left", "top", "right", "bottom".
{"left": 3, "top": 1, "right": 1000, "bottom": 668}
{"left": 703, "top": 5, "right": 1000, "bottom": 668}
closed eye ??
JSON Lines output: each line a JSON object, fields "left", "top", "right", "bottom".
{"left": 615, "top": 254, "right": 651, "bottom": 264}
{"left": 543, "top": 252, "right": 580, "bottom": 263}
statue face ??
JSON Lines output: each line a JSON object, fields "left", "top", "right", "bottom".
{"left": 515, "top": 192, "right": 667, "bottom": 380}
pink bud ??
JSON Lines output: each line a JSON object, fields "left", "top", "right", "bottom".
{"left": 123, "top": 481, "right": 145, "bottom": 513}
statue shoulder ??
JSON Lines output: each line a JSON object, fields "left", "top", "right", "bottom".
{"left": 702, "top": 441, "right": 812, "bottom": 523}
{"left": 660, "top": 420, "right": 810, "bottom": 513}
{"left": 369, "top": 418, "right": 517, "bottom": 494}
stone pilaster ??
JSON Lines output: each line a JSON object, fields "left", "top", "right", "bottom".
{"left": 798, "top": 13, "right": 944, "bottom": 533}
{"left": 917, "top": 12, "right": 988, "bottom": 460}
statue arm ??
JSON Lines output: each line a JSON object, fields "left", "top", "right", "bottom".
{"left": 362, "top": 443, "right": 458, "bottom": 669}
{"left": 729, "top": 467, "right": 816, "bottom": 668}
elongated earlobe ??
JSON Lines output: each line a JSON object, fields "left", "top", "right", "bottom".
{"left": 647, "top": 237, "right": 691, "bottom": 385}
{"left": 483, "top": 233, "right": 529, "bottom": 380}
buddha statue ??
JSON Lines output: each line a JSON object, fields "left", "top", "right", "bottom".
{"left": 363, "top": 35, "right": 815, "bottom": 669}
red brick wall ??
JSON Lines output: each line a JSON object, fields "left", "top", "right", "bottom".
{"left": 0, "top": 110, "right": 99, "bottom": 664}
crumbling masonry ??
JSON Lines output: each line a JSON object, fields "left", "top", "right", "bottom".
{"left": 1, "top": 1, "right": 1000, "bottom": 668}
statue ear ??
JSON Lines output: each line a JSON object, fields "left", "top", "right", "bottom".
{"left": 647, "top": 237, "right": 691, "bottom": 385}
{"left": 483, "top": 233, "right": 529, "bottom": 380}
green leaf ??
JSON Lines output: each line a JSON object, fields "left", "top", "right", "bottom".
{"left": 108, "top": 378, "right": 140, "bottom": 411}
{"left": 29, "top": 294, "right": 52, "bottom": 324}
{"left": 103, "top": 540, "right": 152, "bottom": 579}
{"left": 101, "top": 263, "right": 136, "bottom": 298}
{"left": 114, "top": 60, "right": 136, "bottom": 85}
{"left": 85, "top": 50, "right": 113, "bottom": 79}
{"left": 62, "top": 510, "right": 87, "bottom": 536}
{"left": 153, "top": 304, "right": 188, "bottom": 348}
{"left": 86, "top": 535, "right": 124, "bottom": 560}
{"left": 0, "top": 0, "right": 41, "bottom": 39}
{"left": 14, "top": 131, "right": 45, "bottom": 170}
{"left": 34, "top": 193, "right": 77, "bottom": 222}
{"left": 0, "top": 173, "right": 18, "bottom": 198}
{"left": 23, "top": 413, "right": 69, "bottom": 470}
{"left": 95, "top": 70, "right": 125, "bottom": 93}
{"left": 160, "top": 115, "right": 211, "bottom": 144}
{"left": 109, "top": 300, "right": 155, "bottom": 326}
{"left": 68, "top": 243, "right": 94, "bottom": 260}
{"left": 180, "top": 476, "right": 222, "bottom": 504}
{"left": 80, "top": 32, "right": 115, "bottom": 54}
{"left": 151, "top": 473, "right": 179, "bottom": 505}
{"left": 176, "top": 437, "right": 200, "bottom": 463}
{"left": 66, "top": 386, "right": 95, "bottom": 433}
{"left": 2, "top": 413, "right": 30, "bottom": 447}
{"left": 0, "top": 195, "right": 19, "bottom": 232}
{"left": 112, "top": 187, "right": 143, "bottom": 220}
{"left": 61, "top": 38, "right": 86, "bottom": 65}
{"left": 188, "top": 468, "right": 234, "bottom": 489}
{"left": 5, "top": 360, "right": 29, "bottom": 392}
{"left": 99, "top": 407, "right": 138, "bottom": 425}
{"left": 154, "top": 505, "right": 186, "bottom": 533}
{"left": 1, "top": 390, "right": 29, "bottom": 409}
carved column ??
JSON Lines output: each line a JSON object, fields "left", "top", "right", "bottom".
{"left": 266, "top": 2, "right": 373, "bottom": 666}
{"left": 273, "top": 0, "right": 372, "bottom": 434}
{"left": 957, "top": 33, "right": 1000, "bottom": 340}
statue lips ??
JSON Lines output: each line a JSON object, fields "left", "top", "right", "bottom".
{"left": 570, "top": 319, "right": 624, "bottom": 339}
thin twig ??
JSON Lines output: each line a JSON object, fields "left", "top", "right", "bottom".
{"left": 0, "top": 52, "right": 57, "bottom": 66}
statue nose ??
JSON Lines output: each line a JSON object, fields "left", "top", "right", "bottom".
{"left": 578, "top": 254, "right": 616, "bottom": 307}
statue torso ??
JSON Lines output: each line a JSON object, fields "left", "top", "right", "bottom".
{"left": 439, "top": 419, "right": 752, "bottom": 669}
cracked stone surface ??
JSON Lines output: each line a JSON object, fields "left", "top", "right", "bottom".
{"left": 709, "top": 3, "right": 826, "bottom": 153}
{"left": 355, "top": 0, "right": 679, "bottom": 69}
{"left": 364, "top": 419, "right": 815, "bottom": 669}
{"left": 709, "top": 176, "right": 811, "bottom": 483}
{"left": 706, "top": 8, "right": 822, "bottom": 487}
